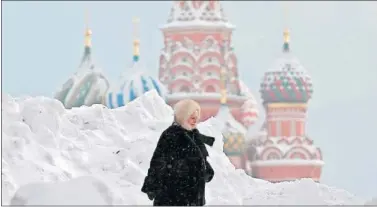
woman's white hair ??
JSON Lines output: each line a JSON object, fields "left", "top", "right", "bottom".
{"left": 173, "top": 99, "right": 201, "bottom": 126}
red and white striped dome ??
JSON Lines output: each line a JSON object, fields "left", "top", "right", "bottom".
{"left": 238, "top": 80, "right": 259, "bottom": 127}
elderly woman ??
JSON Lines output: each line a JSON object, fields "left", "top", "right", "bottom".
{"left": 141, "top": 99, "right": 215, "bottom": 206}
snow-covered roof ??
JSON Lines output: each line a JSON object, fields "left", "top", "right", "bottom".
{"left": 264, "top": 50, "right": 310, "bottom": 79}
{"left": 55, "top": 69, "right": 109, "bottom": 109}
{"left": 54, "top": 31, "right": 109, "bottom": 109}
{"left": 260, "top": 31, "right": 313, "bottom": 103}
{"left": 161, "top": 1, "right": 235, "bottom": 31}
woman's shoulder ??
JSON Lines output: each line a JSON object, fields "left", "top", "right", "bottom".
{"left": 159, "top": 124, "right": 184, "bottom": 142}
{"left": 164, "top": 124, "right": 184, "bottom": 135}
{"left": 157, "top": 124, "right": 188, "bottom": 150}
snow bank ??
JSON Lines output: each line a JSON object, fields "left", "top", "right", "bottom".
{"left": 10, "top": 176, "right": 112, "bottom": 205}
{"left": 2, "top": 91, "right": 366, "bottom": 205}
{"left": 365, "top": 197, "right": 377, "bottom": 205}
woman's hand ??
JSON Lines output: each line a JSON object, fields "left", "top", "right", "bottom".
{"left": 204, "top": 160, "right": 214, "bottom": 182}
{"left": 147, "top": 191, "right": 156, "bottom": 200}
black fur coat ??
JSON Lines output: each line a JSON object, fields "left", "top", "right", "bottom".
{"left": 141, "top": 123, "right": 215, "bottom": 206}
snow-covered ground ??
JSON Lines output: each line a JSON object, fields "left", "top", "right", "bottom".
{"left": 1, "top": 90, "right": 368, "bottom": 205}
{"left": 365, "top": 197, "right": 377, "bottom": 205}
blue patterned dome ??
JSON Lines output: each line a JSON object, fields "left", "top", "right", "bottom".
{"left": 106, "top": 18, "right": 166, "bottom": 109}
{"left": 106, "top": 69, "right": 167, "bottom": 109}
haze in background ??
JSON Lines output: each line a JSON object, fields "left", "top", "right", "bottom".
{"left": 3, "top": 1, "right": 377, "bottom": 199}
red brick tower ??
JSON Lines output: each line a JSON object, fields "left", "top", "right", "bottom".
{"left": 158, "top": 1, "right": 258, "bottom": 127}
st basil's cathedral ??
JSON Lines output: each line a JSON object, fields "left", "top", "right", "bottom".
{"left": 55, "top": 0, "right": 324, "bottom": 183}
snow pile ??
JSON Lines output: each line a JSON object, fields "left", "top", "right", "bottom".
{"left": 365, "top": 197, "right": 377, "bottom": 205}
{"left": 9, "top": 176, "right": 112, "bottom": 205}
{"left": 2, "top": 90, "right": 365, "bottom": 205}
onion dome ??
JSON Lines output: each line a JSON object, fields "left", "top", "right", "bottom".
{"left": 54, "top": 24, "right": 109, "bottom": 109}
{"left": 241, "top": 100, "right": 258, "bottom": 128}
{"left": 238, "top": 80, "right": 259, "bottom": 127}
{"left": 260, "top": 29, "right": 313, "bottom": 104}
{"left": 106, "top": 69, "right": 167, "bottom": 109}
{"left": 105, "top": 18, "right": 167, "bottom": 109}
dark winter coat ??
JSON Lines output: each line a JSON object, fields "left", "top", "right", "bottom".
{"left": 141, "top": 122, "right": 215, "bottom": 206}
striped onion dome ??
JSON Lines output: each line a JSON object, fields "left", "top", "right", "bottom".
{"left": 54, "top": 28, "right": 109, "bottom": 109}
{"left": 238, "top": 80, "right": 259, "bottom": 127}
{"left": 106, "top": 68, "right": 167, "bottom": 109}
{"left": 260, "top": 29, "right": 313, "bottom": 104}
{"left": 105, "top": 21, "right": 167, "bottom": 109}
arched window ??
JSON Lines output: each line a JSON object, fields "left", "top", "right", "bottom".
{"left": 180, "top": 85, "right": 190, "bottom": 92}
{"left": 205, "top": 85, "right": 216, "bottom": 93}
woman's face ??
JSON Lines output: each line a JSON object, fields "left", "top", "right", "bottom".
{"left": 187, "top": 110, "right": 199, "bottom": 129}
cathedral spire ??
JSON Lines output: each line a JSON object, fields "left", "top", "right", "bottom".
{"left": 282, "top": 2, "right": 290, "bottom": 53}
{"left": 84, "top": 29, "right": 92, "bottom": 48}
{"left": 84, "top": 9, "right": 92, "bottom": 48}
{"left": 283, "top": 28, "right": 290, "bottom": 52}
{"left": 132, "top": 17, "right": 140, "bottom": 62}
{"left": 79, "top": 9, "right": 93, "bottom": 69}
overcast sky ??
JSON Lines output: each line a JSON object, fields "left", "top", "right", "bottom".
{"left": 3, "top": 1, "right": 377, "bottom": 199}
